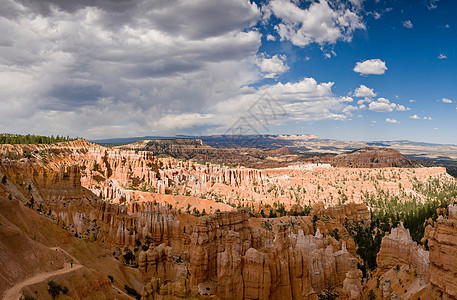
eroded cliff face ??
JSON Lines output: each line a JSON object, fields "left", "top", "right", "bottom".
{"left": 311, "top": 202, "right": 371, "bottom": 226}
{"left": 366, "top": 223, "right": 431, "bottom": 299}
{"left": 137, "top": 209, "right": 362, "bottom": 299}
{"left": 376, "top": 223, "right": 429, "bottom": 277}
{"left": 426, "top": 205, "right": 457, "bottom": 299}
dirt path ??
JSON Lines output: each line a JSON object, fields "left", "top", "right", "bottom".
{"left": 3, "top": 246, "right": 135, "bottom": 300}
{"left": 3, "top": 263, "right": 83, "bottom": 299}
{"left": 49, "top": 246, "right": 80, "bottom": 263}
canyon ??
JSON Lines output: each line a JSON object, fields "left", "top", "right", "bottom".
{"left": 0, "top": 139, "right": 456, "bottom": 299}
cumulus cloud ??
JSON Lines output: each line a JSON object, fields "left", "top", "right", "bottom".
{"left": 409, "top": 99, "right": 415, "bottom": 103}
{"left": 396, "top": 105, "right": 410, "bottom": 111}
{"left": 266, "top": 34, "right": 276, "bottom": 41}
{"left": 368, "top": 98, "right": 409, "bottom": 113}
{"left": 267, "top": 0, "right": 365, "bottom": 47}
{"left": 353, "top": 59, "right": 387, "bottom": 75}
{"left": 386, "top": 118, "right": 399, "bottom": 124}
{"left": 354, "top": 84, "right": 376, "bottom": 98}
{"left": 402, "top": 20, "right": 413, "bottom": 29}
{"left": 214, "top": 77, "right": 358, "bottom": 126}
{"left": 369, "top": 98, "right": 396, "bottom": 112}
{"left": 256, "top": 54, "right": 289, "bottom": 78}
{"left": 442, "top": 98, "right": 453, "bottom": 103}
{"left": 410, "top": 114, "right": 432, "bottom": 120}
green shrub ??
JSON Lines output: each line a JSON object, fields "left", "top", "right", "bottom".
{"left": 47, "top": 280, "right": 69, "bottom": 299}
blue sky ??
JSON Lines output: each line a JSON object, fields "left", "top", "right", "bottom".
{"left": 0, "top": 0, "right": 456, "bottom": 143}
{"left": 253, "top": 0, "right": 456, "bottom": 143}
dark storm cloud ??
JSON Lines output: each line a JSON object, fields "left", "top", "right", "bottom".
{"left": 13, "top": 0, "right": 260, "bottom": 39}
{"left": 139, "top": 0, "right": 260, "bottom": 39}
{"left": 44, "top": 84, "right": 104, "bottom": 111}
{"left": 0, "top": 0, "right": 263, "bottom": 138}
{"left": 128, "top": 61, "right": 201, "bottom": 79}
{"left": 15, "top": 0, "right": 138, "bottom": 15}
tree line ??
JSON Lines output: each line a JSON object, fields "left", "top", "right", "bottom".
{"left": 0, "top": 134, "right": 80, "bottom": 145}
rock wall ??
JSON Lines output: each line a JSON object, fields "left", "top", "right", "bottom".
{"left": 179, "top": 210, "right": 358, "bottom": 299}
{"left": 376, "top": 223, "right": 429, "bottom": 279}
{"left": 426, "top": 206, "right": 457, "bottom": 299}
{"left": 311, "top": 202, "right": 371, "bottom": 226}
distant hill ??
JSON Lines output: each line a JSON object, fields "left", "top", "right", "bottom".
{"left": 306, "top": 148, "right": 415, "bottom": 168}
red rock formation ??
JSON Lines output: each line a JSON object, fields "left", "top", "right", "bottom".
{"left": 343, "top": 269, "right": 363, "bottom": 300}
{"left": 376, "top": 223, "right": 429, "bottom": 278}
{"left": 311, "top": 202, "right": 371, "bottom": 226}
{"left": 2, "top": 141, "right": 411, "bottom": 299}
{"left": 426, "top": 206, "right": 457, "bottom": 299}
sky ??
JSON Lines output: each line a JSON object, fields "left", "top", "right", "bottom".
{"left": 0, "top": 0, "right": 456, "bottom": 144}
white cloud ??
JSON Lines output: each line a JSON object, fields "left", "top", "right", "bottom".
{"left": 411, "top": 114, "right": 432, "bottom": 120}
{"left": 438, "top": 53, "right": 447, "bottom": 59}
{"left": 409, "top": 99, "right": 415, "bottom": 103}
{"left": 353, "top": 59, "right": 387, "bottom": 75}
{"left": 354, "top": 84, "right": 376, "bottom": 98}
{"left": 445, "top": 24, "right": 450, "bottom": 29}
{"left": 368, "top": 97, "right": 409, "bottom": 113}
{"left": 369, "top": 98, "right": 396, "bottom": 112}
{"left": 396, "top": 105, "right": 410, "bottom": 111}
{"left": 256, "top": 54, "right": 289, "bottom": 78}
{"left": 386, "top": 118, "right": 399, "bottom": 124}
{"left": 268, "top": 0, "right": 365, "bottom": 47}
{"left": 442, "top": 98, "right": 453, "bottom": 104}
{"left": 266, "top": 34, "right": 276, "bottom": 41}
{"left": 214, "top": 77, "right": 358, "bottom": 125}
{"left": 402, "top": 20, "right": 413, "bottom": 29}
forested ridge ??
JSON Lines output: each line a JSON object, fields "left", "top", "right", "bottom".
{"left": 0, "top": 134, "right": 79, "bottom": 144}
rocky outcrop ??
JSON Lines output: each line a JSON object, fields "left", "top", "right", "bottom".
{"left": 186, "top": 211, "right": 358, "bottom": 299}
{"left": 376, "top": 223, "right": 429, "bottom": 280}
{"left": 311, "top": 202, "right": 371, "bottom": 226}
{"left": 342, "top": 270, "right": 363, "bottom": 300}
{"left": 141, "top": 277, "right": 198, "bottom": 299}
{"left": 426, "top": 206, "right": 457, "bottom": 299}
{"left": 189, "top": 210, "right": 252, "bottom": 287}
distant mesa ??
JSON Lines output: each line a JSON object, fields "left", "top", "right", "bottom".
{"left": 307, "top": 147, "right": 414, "bottom": 168}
